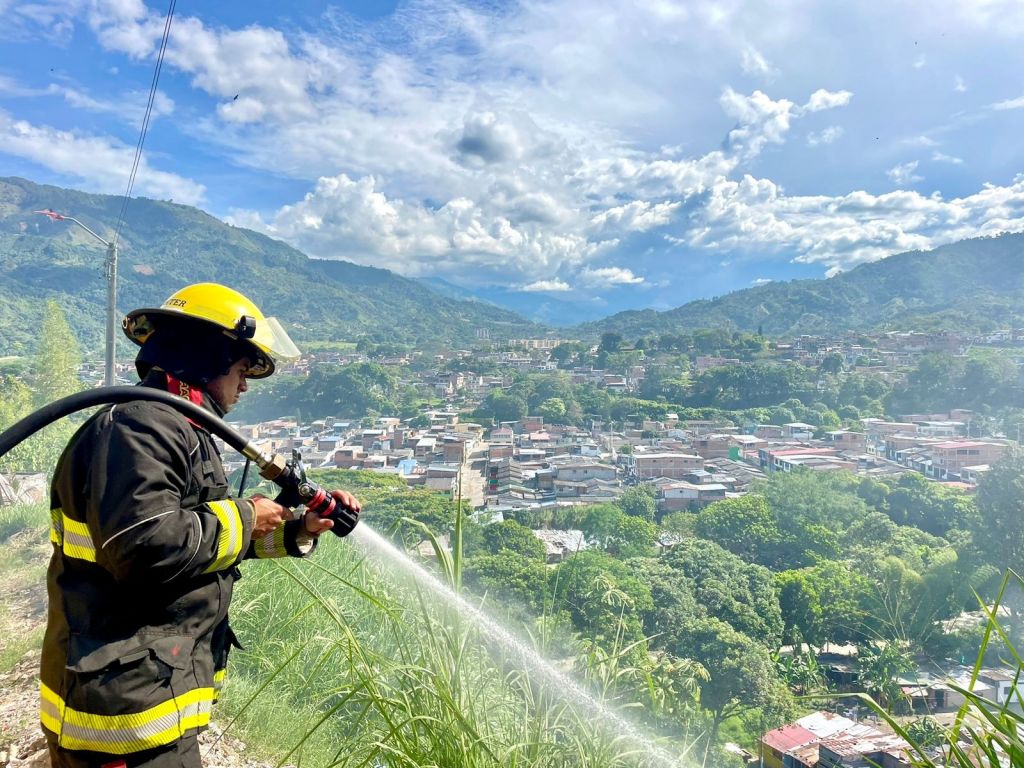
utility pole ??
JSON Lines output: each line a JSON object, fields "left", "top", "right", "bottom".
{"left": 34, "top": 210, "right": 118, "bottom": 387}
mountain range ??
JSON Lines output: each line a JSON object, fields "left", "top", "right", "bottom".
{"left": 0, "top": 177, "right": 539, "bottom": 357}
{"left": 579, "top": 234, "right": 1024, "bottom": 339}
{"left": 2, "top": 176, "right": 1022, "bottom": 359}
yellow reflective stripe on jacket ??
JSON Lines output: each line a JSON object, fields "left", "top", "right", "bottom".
{"left": 49, "top": 509, "right": 97, "bottom": 563}
{"left": 213, "top": 668, "right": 227, "bottom": 701}
{"left": 49, "top": 508, "right": 63, "bottom": 546}
{"left": 204, "top": 499, "right": 244, "bottom": 573}
{"left": 252, "top": 525, "right": 287, "bottom": 558}
{"left": 40, "top": 682, "right": 213, "bottom": 754}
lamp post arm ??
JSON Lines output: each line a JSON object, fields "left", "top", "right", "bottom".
{"left": 61, "top": 216, "right": 111, "bottom": 248}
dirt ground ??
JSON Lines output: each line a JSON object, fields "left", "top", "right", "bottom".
{"left": 0, "top": 527, "right": 277, "bottom": 768}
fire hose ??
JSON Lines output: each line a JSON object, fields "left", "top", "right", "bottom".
{"left": 0, "top": 387, "right": 359, "bottom": 537}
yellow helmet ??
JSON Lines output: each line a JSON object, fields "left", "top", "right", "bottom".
{"left": 123, "top": 283, "right": 301, "bottom": 379}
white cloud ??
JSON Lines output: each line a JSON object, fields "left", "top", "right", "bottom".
{"left": 0, "top": 110, "right": 204, "bottom": 204}
{"left": 912, "top": 54, "right": 927, "bottom": 70}
{"left": 589, "top": 200, "right": 680, "bottom": 234}
{"left": 993, "top": 95, "right": 1024, "bottom": 110}
{"left": 24, "top": 0, "right": 1023, "bottom": 298}
{"left": 720, "top": 88, "right": 796, "bottom": 159}
{"left": 807, "top": 126, "right": 844, "bottom": 146}
{"left": 886, "top": 161, "right": 923, "bottom": 186}
{"left": 803, "top": 88, "right": 853, "bottom": 112}
{"left": 520, "top": 279, "right": 571, "bottom": 292}
{"left": 230, "top": 173, "right": 605, "bottom": 282}
{"left": 752, "top": 277, "right": 773, "bottom": 285}
{"left": 685, "top": 172, "right": 1024, "bottom": 277}
{"left": 579, "top": 267, "right": 645, "bottom": 286}
{"left": 954, "top": 75, "right": 967, "bottom": 93}
{"left": 48, "top": 84, "right": 175, "bottom": 127}
{"left": 932, "top": 151, "right": 964, "bottom": 165}
{"left": 740, "top": 45, "right": 776, "bottom": 78}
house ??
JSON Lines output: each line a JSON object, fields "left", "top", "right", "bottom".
{"left": 657, "top": 480, "right": 727, "bottom": 511}
{"left": 825, "top": 430, "right": 867, "bottom": 452}
{"left": 761, "top": 712, "right": 913, "bottom": 768}
{"left": 929, "top": 441, "right": 1008, "bottom": 480}
{"left": 783, "top": 422, "right": 816, "bottom": 439}
{"left": 531, "top": 529, "right": 587, "bottom": 563}
{"left": 552, "top": 462, "right": 617, "bottom": 482}
{"left": 691, "top": 434, "right": 731, "bottom": 459}
{"left": 625, "top": 452, "right": 704, "bottom": 479}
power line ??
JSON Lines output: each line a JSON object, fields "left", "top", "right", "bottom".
{"left": 112, "top": 0, "right": 177, "bottom": 247}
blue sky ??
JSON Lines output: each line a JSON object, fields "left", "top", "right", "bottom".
{"left": 2, "top": 1, "right": 1024, "bottom": 320}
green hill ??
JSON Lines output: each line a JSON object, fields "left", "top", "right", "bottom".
{"left": 0, "top": 177, "right": 540, "bottom": 357}
{"left": 578, "top": 233, "right": 1024, "bottom": 338}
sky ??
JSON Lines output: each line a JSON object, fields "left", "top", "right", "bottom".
{"left": 2, "top": 0, "right": 1024, "bottom": 321}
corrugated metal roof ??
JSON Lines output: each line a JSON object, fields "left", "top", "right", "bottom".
{"left": 762, "top": 724, "right": 817, "bottom": 752}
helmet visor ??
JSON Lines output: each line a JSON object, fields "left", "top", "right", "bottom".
{"left": 260, "top": 316, "right": 302, "bottom": 362}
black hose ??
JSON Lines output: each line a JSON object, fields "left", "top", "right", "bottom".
{"left": 0, "top": 386, "right": 254, "bottom": 460}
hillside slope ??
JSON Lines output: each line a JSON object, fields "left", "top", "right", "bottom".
{"left": 0, "top": 177, "right": 539, "bottom": 356}
{"left": 578, "top": 234, "right": 1024, "bottom": 338}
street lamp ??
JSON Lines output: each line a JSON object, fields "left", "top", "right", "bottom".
{"left": 33, "top": 209, "right": 118, "bottom": 387}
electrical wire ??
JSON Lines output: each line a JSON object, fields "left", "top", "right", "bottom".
{"left": 112, "top": 0, "right": 178, "bottom": 247}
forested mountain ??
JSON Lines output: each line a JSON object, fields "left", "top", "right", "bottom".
{"left": 579, "top": 234, "right": 1024, "bottom": 339}
{"left": 0, "top": 177, "right": 540, "bottom": 356}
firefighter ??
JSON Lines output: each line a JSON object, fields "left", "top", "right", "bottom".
{"left": 41, "top": 283, "right": 361, "bottom": 768}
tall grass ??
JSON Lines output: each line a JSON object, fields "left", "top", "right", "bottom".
{"left": 221, "top": 521, "right": 699, "bottom": 768}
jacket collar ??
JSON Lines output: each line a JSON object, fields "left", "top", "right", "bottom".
{"left": 139, "top": 370, "right": 226, "bottom": 425}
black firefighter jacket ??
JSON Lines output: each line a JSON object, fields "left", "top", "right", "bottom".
{"left": 41, "top": 372, "right": 316, "bottom": 755}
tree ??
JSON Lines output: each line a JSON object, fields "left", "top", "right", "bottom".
{"left": 669, "top": 617, "right": 792, "bottom": 744}
{"left": 856, "top": 641, "right": 914, "bottom": 709}
{"left": 605, "top": 514, "right": 657, "bottom": 558}
{"left": 463, "top": 551, "right": 550, "bottom": 613}
{"left": 972, "top": 450, "right": 1024, "bottom": 573}
{"left": 650, "top": 539, "right": 784, "bottom": 648}
{"left": 480, "top": 519, "right": 546, "bottom": 560}
{"left": 696, "top": 495, "right": 786, "bottom": 568}
{"left": 819, "top": 353, "right": 844, "bottom": 375}
{"left": 618, "top": 485, "right": 657, "bottom": 522}
{"left": 32, "top": 300, "right": 83, "bottom": 405}
{"left": 599, "top": 332, "right": 622, "bottom": 353}
{"left": 551, "top": 550, "right": 654, "bottom": 646}
{"left": 536, "top": 397, "right": 568, "bottom": 423}
{"left": 476, "top": 389, "right": 528, "bottom": 423}
{"left": 1, "top": 302, "right": 83, "bottom": 476}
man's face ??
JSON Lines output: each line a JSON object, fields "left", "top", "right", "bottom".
{"left": 207, "top": 357, "right": 250, "bottom": 413}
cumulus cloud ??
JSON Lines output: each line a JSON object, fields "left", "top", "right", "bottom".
{"left": 579, "top": 267, "right": 645, "bottom": 286}
{"left": 804, "top": 88, "right": 853, "bottom": 112}
{"left": 807, "top": 126, "right": 844, "bottom": 146}
{"left": 589, "top": 200, "right": 681, "bottom": 234}
{"left": 954, "top": 75, "right": 967, "bottom": 93}
{"left": 0, "top": 110, "right": 204, "bottom": 204}
{"left": 752, "top": 277, "right": 773, "bottom": 285}
{"left": 520, "top": 279, "right": 571, "bottom": 292}
{"left": 720, "top": 88, "right": 796, "bottom": 159}
{"left": 887, "top": 161, "right": 923, "bottom": 186}
{"left": 229, "top": 173, "right": 604, "bottom": 282}
{"left": 685, "top": 172, "right": 1024, "bottom": 277}
{"left": 18, "top": 0, "right": 1023, "bottom": 297}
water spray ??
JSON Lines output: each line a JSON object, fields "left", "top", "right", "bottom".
{"left": 349, "top": 523, "right": 692, "bottom": 768}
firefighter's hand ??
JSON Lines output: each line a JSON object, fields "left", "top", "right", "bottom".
{"left": 303, "top": 490, "right": 362, "bottom": 537}
{"left": 250, "top": 494, "right": 289, "bottom": 538}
